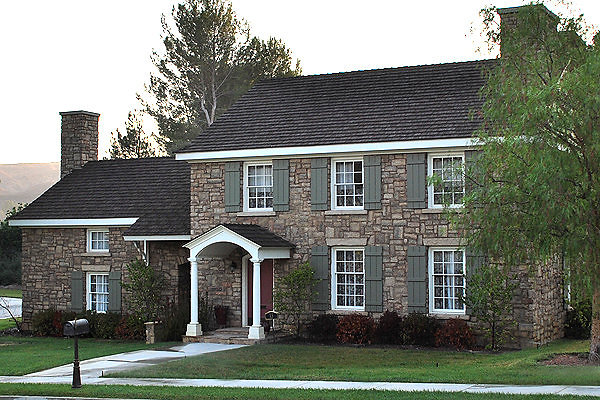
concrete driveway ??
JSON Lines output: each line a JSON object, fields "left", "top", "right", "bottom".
{"left": 0, "top": 297, "right": 21, "bottom": 319}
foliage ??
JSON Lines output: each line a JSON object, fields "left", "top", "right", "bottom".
{"left": 109, "top": 111, "right": 161, "bottom": 159}
{"left": 121, "top": 259, "right": 165, "bottom": 322}
{"left": 434, "top": 318, "right": 475, "bottom": 350}
{"left": 454, "top": 4, "right": 600, "bottom": 359}
{"left": 399, "top": 313, "right": 440, "bottom": 347}
{"left": 115, "top": 315, "right": 145, "bottom": 340}
{"left": 565, "top": 299, "right": 592, "bottom": 339}
{"left": 273, "top": 262, "right": 317, "bottom": 336}
{"left": 306, "top": 314, "right": 338, "bottom": 343}
{"left": 374, "top": 310, "right": 403, "bottom": 345}
{"left": 162, "top": 299, "right": 189, "bottom": 341}
{"left": 198, "top": 291, "right": 214, "bottom": 331}
{"left": 336, "top": 313, "right": 375, "bottom": 345}
{"left": 142, "top": 0, "right": 301, "bottom": 153}
{"left": 0, "top": 205, "right": 26, "bottom": 285}
{"left": 462, "top": 263, "right": 517, "bottom": 350}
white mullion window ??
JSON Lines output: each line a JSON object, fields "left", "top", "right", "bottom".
{"left": 244, "top": 162, "right": 273, "bottom": 211}
{"left": 87, "top": 273, "right": 109, "bottom": 313}
{"left": 331, "top": 248, "right": 365, "bottom": 310}
{"left": 428, "top": 153, "right": 465, "bottom": 208}
{"left": 429, "top": 248, "right": 466, "bottom": 314}
{"left": 331, "top": 158, "right": 364, "bottom": 210}
{"left": 87, "top": 229, "right": 109, "bottom": 252}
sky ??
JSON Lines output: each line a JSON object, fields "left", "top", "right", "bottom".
{"left": 1, "top": 0, "right": 599, "bottom": 164}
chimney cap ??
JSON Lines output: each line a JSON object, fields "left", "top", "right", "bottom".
{"left": 59, "top": 110, "right": 100, "bottom": 117}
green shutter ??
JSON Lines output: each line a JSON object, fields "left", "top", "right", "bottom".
{"left": 311, "top": 158, "right": 328, "bottom": 211}
{"left": 465, "top": 248, "right": 485, "bottom": 315}
{"left": 407, "top": 246, "right": 427, "bottom": 313}
{"left": 71, "top": 270, "right": 84, "bottom": 312}
{"left": 365, "top": 246, "right": 383, "bottom": 312}
{"left": 311, "top": 246, "right": 329, "bottom": 311}
{"left": 363, "top": 156, "right": 381, "bottom": 210}
{"left": 464, "top": 150, "right": 481, "bottom": 196}
{"left": 406, "top": 153, "right": 427, "bottom": 209}
{"left": 108, "top": 271, "right": 122, "bottom": 313}
{"left": 272, "top": 159, "right": 290, "bottom": 212}
{"left": 224, "top": 162, "right": 241, "bottom": 212}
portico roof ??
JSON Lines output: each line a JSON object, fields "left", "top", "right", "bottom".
{"left": 184, "top": 224, "right": 294, "bottom": 261}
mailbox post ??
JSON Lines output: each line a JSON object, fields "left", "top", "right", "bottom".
{"left": 63, "top": 319, "right": 89, "bottom": 389}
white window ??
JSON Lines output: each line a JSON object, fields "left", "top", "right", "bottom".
{"left": 244, "top": 163, "right": 273, "bottom": 211}
{"left": 331, "top": 248, "right": 365, "bottom": 310}
{"left": 331, "top": 159, "right": 364, "bottom": 209}
{"left": 428, "top": 153, "right": 465, "bottom": 208}
{"left": 87, "top": 273, "right": 109, "bottom": 313}
{"left": 87, "top": 229, "right": 109, "bottom": 252}
{"left": 429, "top": 248, "right": 466, "bottom": 314}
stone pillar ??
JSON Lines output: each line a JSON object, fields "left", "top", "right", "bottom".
{"left": 186, "top": 258, "right": 202, "bottom": 336}
{"left": 59, "top": 110, "right": 100, "bottom": 178}
{"left": 248, "top": 258, "right": 265, "bottom": 339}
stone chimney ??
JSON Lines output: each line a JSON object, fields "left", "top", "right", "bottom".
{"left": 497, "top": 5, "right": 558, "bottom": 56}
{"left": 59, "top": 110, "right": 100, "bottom": 178}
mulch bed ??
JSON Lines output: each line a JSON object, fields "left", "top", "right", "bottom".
{"left": 541, "top": 353, "right": 600, "bottom": 366}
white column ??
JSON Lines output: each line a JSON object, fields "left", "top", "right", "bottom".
{"left": 248, "top": 258, "right": 265, "bottom": 339}
{"left": 186, "top": 257, "right": 202, "bottom": 336}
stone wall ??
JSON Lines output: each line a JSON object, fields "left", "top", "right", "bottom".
{"left": 59, "top": 111, "right": 99, "bottom": 178}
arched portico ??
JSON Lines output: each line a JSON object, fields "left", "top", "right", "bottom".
{"left": 183, "top": 224, "right": 293, "bottom": 339}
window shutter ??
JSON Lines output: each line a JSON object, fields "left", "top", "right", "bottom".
{"left": 71, "top": 270, "right": 84, "bottom": 312}
{"left": 272, "top": 159, "right": 290, "bottom": 212}
{"left": 465, "top": 248, "right": 485, "bottom": 315}
{"left": 363, "top": 156, "right": 381, "bottom": 210}
{"left": 406, "top": 153, "right": 427, "bottom": 208}
{"left": 407, "top": 246, "right": 427, "bottom": 313}
{"left": 108, "top": 271, "right": 122, "bottom": 313}
{"left": 365, "top": 246, "right": 383, "bottom": 312}
{"left": 311, "top": 158, "right": 328, "bottom": 211}
{"left": 464, "top": 150, "right": 481, "bottom": 196}
{"left": 311, "top": 246, "right": 329, "bottom": 311}
{"left": 224, "top": 161, "right": 241, "bottom": 212}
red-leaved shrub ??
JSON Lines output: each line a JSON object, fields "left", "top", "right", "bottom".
{"left": 336, "top": 313, "right": 375, "bottom": 344}
{"left": 375, "top": 310, "right": 403, "bottom": 344}
{"left": 434, "top": 318, "right": 475, "bottom": 350}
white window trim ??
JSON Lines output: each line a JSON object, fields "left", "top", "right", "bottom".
{"left": 427, "top": 152, "right": 465, "bottom": 209}
{"left": 330, "top": 157, "right": 365, "bottom": 210}
{"left": 331, "top": 247, "right": 366, "bottom": 311}
{"left": 428, "top": 247, "right": 466, "bottom": 315}
{"left": 243, "top": 161, "right": 274, "bottom": 212}
{"left": 86, "top": 272, "right": 109, "bottom": 313}
{"left": 87, "top": 228, "right": 109, "bottom": 253}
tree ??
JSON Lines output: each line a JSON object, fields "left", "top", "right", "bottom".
{"left": 456, "top": 4, "right": 600, "bottom": 360}
{"left": 121, "top": 259, "right": 165, "bottom": 322}
{"left": 0, "top": 205, "right": 25, "bottom": 286}
{"left": 142, "top": 0, "right": 301, "bottom": 154}
{"left": 273, "top": 262, "right": 317, "bottom": 336}
{"left": 109, "top": 111, "right": 161, "bottom": 159}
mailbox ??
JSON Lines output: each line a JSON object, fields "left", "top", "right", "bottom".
{"left": 63, "top": 319, "right": 89, "bottom": 337}
{"left": 265, "top": 310, "right": 279, "bottom": 321}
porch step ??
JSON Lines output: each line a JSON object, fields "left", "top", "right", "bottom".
{"left": 182, "top": 327, "right": 282, "bottom": 345}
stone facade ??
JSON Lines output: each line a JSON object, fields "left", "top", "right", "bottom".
{"left": 189, "top": 154, "right": 565, "bottom": 347}
{"left": 59, "top": 111, "right": 99, "bottom": 178}
{"left": 20, "top": 227, "right": 188, "bottom": 330}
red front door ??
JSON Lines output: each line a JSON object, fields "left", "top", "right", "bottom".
{"left": 247, "top": 259, "right": 273, "bottom": 325}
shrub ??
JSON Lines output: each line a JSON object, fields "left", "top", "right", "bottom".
{"left": 400, "top": 313, "right": 440, "bottom": 347}
{"left": 273, "top": 262, "right": 317, "bottom": 336}
{"left": 162, "top": 300, "right": 189, "bottom": 341}
{"left": 435, "top": 318, "right": 475, "bottom": 350}
{"left": 375, "top": 310, "right": 403, "bottom": 344}
{"left": 565, "top": 299, "right": 592, "bottom": 339}
{"left": 307, "top": 314, "right": 338, "bottom": 343}
{"left": 94, "top": 312, "right": 121, "bottom": 339}
{"left": 121, "top": 259, "right": 165, "bottom": 322}
{"left": 336, "top": 313, "right": 375, "bottom": 344}
{"left": 32, "top": 309, "right": 60, "bottom": 336}
{"left": 115, "top": 315, "right": 144, "bottom": 340}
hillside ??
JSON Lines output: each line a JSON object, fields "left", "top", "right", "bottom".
{"left": 0, "top": 163, "right": 59, "bottom": 218}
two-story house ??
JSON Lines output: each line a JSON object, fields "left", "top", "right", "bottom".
{"left": 10, "top": 5, "right": 566, "bottom": 348}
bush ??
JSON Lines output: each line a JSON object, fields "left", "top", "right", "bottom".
{"left": 94, "top": 313, "right": 121, "bottom": 339}
{"left": 400, "top": 313, "right": 440, "bottom": 347}
{"left": 162, "top": 300, "right": 189, "bottom": 341}
{"left": 336, "top": 314, "right": 375, "bottom": 344}
{"left": 435, "top": 318, "right": 475, "bottom": 350}
{"left": 375, "top": 310, "right": 403, "bottom": 344}
{"left": 565, "top": 299, "right": 592, "bottom": 339}
{"left": 115, "top": 315, "right": 144, "bottom": 340}
{"left": 307, "top": 314, "right": 338, "bottom": 343}
{"left": 32, "top": 309, "right": 60, "bottom": 336}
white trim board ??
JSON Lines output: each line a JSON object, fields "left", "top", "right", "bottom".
{"left": 8, "top": 218, "right": 138, "bottom": 227}
{"left": 176, "top": 138, "right": 479, "bottom": 162}
{"left": 123, "top": 235, "right": 191, "bottom": 241}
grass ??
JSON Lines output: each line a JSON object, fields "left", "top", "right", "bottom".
{"left": 111, "top": 339, "right": 599, "bottom": 386}
{"left": 0, "top": 317, "right": 19, "bottom": 331}
{"left": 0, "top": 384, "right": 595, "bottom": 400}
{"left": 0, "top": 336, "right": 177, "bottom": 375}
{"left": 0, "top": 288, "right": 22, "bottom": 298}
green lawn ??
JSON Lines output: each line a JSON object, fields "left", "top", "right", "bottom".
{"left": 0, "top": 336, "right": 177, "bottom": 375}
{"left": 111, "top": 339, "right": 599, "bottom": 386}
{"left": 0, "top": 288, "right": 22, "bottom": 298}
{"left": 0, "top": 384, "right": 595, "bottom": 400}
{"left": 0, "top": 317, "right": 19, "bottom": 331}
